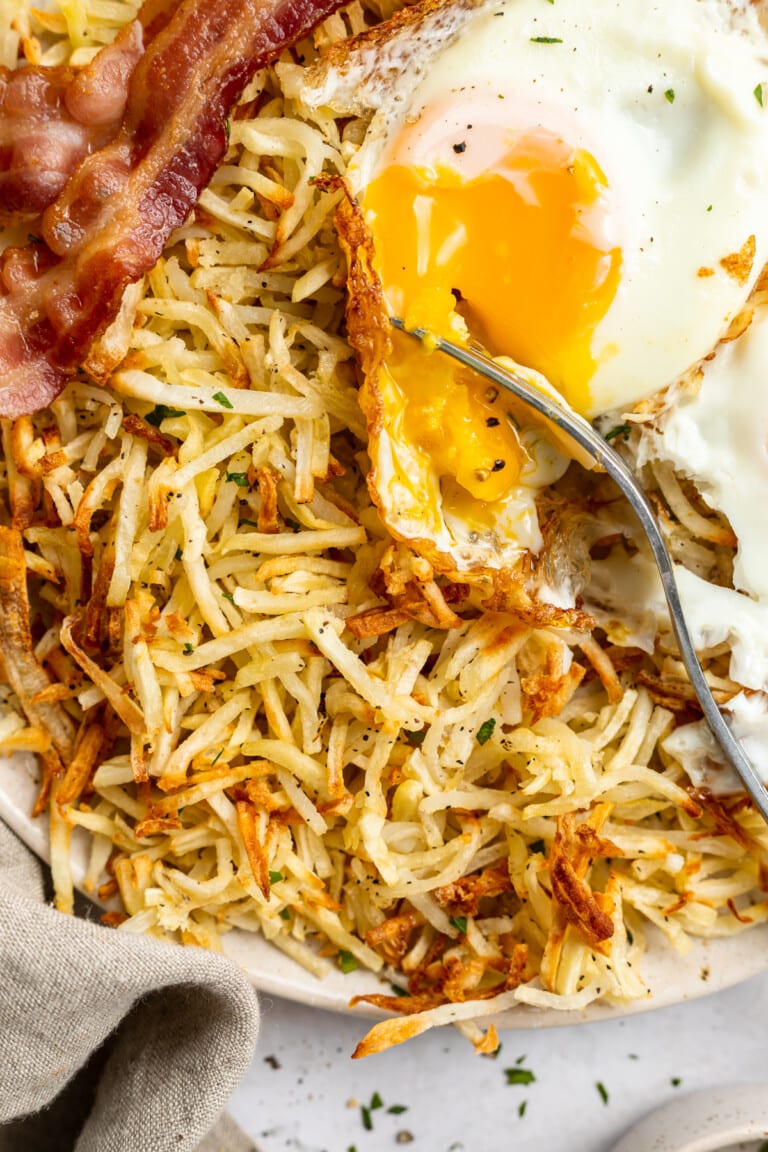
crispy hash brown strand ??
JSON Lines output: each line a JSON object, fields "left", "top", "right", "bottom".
{"left": 1, "top": 0, "right": 768, "bottom": 1057}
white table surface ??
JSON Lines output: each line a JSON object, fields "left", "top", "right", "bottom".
{"left": 229, "top": 974, "right": 768, "bottom": 1152}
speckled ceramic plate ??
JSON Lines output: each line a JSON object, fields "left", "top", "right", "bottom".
{"left": 3, "top": 747, "right": 767, "bottom": 1027}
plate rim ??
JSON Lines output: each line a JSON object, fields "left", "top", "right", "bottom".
{"left": 2, "top": 752, "right": 767, "bottom": 1029}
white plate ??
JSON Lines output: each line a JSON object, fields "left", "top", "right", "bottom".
{"left": 3, "top": 749, "right": 767, "bottom": 1028}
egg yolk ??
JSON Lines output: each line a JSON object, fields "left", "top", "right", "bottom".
{"left": 363, "top": 129, "right": 622, "bottom": 502}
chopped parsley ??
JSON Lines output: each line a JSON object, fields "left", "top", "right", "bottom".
{"left": 175, "top": 547, "right": 183, "bottom": 561}
{"left": 756, "top": 83, "right": 765, "bottom": 107}
{"left": 212, "top": 390, "right": 233, "bottom": 408}
{"left": 596, "top": 1081, "right": 609, "bottom": 1105}
{"left": 450, "top": 916, "right": 468, "bottom": 934}
{"left": 183, "top": 642, "right": 194, "bottom": 654}
{"left": 388, "top": 1105, "right": 408, "bottom": 1115}
{"left": 476, "top": 717, "right": 496, "bottom": 745}
{"left": 404, "top": 728, "right": 426, "bottom": 746}
{"left": 268, "top": 870, "right": 283, "bottom": 884}
{"left": 361, "top": 1106, "right": 373, "bottom": 1132}
{"left": 221, "top": 591, "right": 235, "bottom": 603}
{"left": 670, "top": 1077, "right": 682, "bottom": 1088}
{"left": 530, "top": 35, "right": 562, "bottom": 42}
{"left": 279, "top": 908, "right": 290, "bottom": 920}
{"left": 605, "top": 423, "right": 631, "bottom": 442}
{"left": 664, "top": 88, "right": 675, "bottom": 104}
{"left": 226, "top": 471, "right": 249, "bottom": 487}
{"left": 27, "top": 234, "right": 42, "bottom": 243}
{"left": 285, "top": 517, "right": 301, "bottom": 532}
{"left": 505, "top": 1068, "right": 536, "bottom": 1086}
{"left": 146, "top": 404, "right": 185, "bottom": 427}
{"left": 225, "top": 117, "right": 231, "bottom": 141}
{"left": 211, "top": 749, "right": 223, "bottom": 766}
{"left": 338, "top": 950, "right": 358, "bottom": 973}
{"left": 370, "top": 1092, "right": 383, "bottom": 1111}
{"left": 518, "top": 1101, "right": 528, "bottom": 1117}
{"left": 390, "top": 984, "right": 409, "bottom": 997}
{"left": 528, "top": 839, "right": 545, "bottom": 854}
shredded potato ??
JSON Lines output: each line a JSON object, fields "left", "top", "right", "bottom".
{"left": 2, "top": 0, "right": 768, "bottom": 1058}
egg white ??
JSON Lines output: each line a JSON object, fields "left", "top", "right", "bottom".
{"left": 294, "top": 0, "right": 768, "bottom": 417}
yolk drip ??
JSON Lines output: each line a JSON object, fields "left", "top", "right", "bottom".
{"left": 363, "top": 130, "right": 622, "bottom": 503}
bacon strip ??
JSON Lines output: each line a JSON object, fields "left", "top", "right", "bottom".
{"left": 0, "top": 0, "right": 179, "bottom": 223}
{"left": 0, "top": 0, "right": 344, "bottom": 418}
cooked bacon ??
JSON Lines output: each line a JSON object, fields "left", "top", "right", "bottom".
{"left": 0, "top": 0, "right": 179, "bottom": 223}
{"left": 0, "top": 0, "right": 345, "bottom": 418}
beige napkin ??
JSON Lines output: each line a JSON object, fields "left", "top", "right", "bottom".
{"left": 0, "top": 821, "right": 261, "bottom": 1152}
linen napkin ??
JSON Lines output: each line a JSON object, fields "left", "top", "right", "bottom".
{"left": 0, "top": 820, "right": 262, "bottom": 1152}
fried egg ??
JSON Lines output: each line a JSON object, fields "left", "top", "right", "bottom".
{"left": 287, "top": 0, "right": 768, "bottom": 586}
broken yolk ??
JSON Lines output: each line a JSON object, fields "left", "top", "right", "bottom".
{"left": 363, "top": 129, "right": 622, "bottom": 502}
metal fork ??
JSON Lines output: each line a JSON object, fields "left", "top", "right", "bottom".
{"left": 390, "top": 316, "right": 768, "bottom": 822}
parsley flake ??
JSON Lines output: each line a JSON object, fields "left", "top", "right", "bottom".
{"left": 175, "top": 547, "right": 183, "bottom": 561}
{"left": 370, "top": 1092, "right": 383, "bottom": 1111}
{"left": 146, "top": 404, "right": 185, "bottom": 427}
{"left": 518, "top": 1101, "right": 528, "bottom": 1117}
{"left": 404, "top": 728, "right": 426, "bottom": 746}
{"left": 268, "top": 871, "right": 283, "bottom": 884}
{"left": 605, "top": 423, "right": 631, "bottom": 442}
{"left": 530, "top": 35, "right": 562, "bottom": 42}
{"left": 27, "top": 234, "right": 42, "bottom": 244}
{"left": 476, "top": 717, "right": 496, "bottom": 745}
{"left": 221, "top": 591, "right": 235, "bottom": 603}
{"left": 450, "top": 916, "right": 468, "bottom": 934}
{"left": 596, "top": 1081, "right": 609, "bottom": 1105}
{"left": 183, "top": 642, "right": 194, "bottom": 654}
{"left": 339, "top": 950, "right": 358, "bottom": 973}
{"left": 671, "top": 1077, "right": 682, "bottom": 1088}
{"left": 226, "top": 471, "right": 249, "bottom": 487}
{"left": 528, "top": 839, "right": 545, "bottom": 854}
{"left": 756, "top": 83, "right": 765, "bottom": 107}
{"left": 505, "top": 1068, "right": 536, "bottom": 1086}
{"left": 664, "top": 88, "right": 675, "bottom": 104}
{"left": 279, "top": 908, "right": 290, "bottom": 920}
{"left": 285, "top": 517, "right": 301, "bottom": 532}
{"left": 388, "top": 1105, "right": 408, "bottom": 1115}
{"left": 391, "top": 984, "right": 409, "bottom": 997}
{"left": 361, "top": 1106, "right": 372, "bottom": 1132}
{"left": 212, "top": 390, "right": 233, "bottom": 409}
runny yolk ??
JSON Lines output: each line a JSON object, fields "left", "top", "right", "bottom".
{"left": 363, "top": 129, "right": 622, "bottom": 503}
